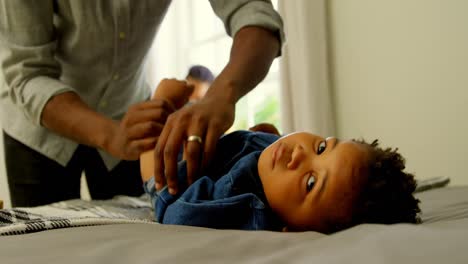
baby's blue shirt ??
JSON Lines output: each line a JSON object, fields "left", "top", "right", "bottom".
{"left": 144, "top": 131, "right": 283, "bottom": 230}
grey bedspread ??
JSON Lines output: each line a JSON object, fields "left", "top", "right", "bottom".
{"left": 0, "top": 186, "right": 467, "bottom": 264}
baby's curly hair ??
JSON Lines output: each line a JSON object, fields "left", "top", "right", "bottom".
{"left": 325, "top": 139, "right": 421, "bottom": 234}
{"left": 352, "top": 139, "right": 421, "bottom": 226}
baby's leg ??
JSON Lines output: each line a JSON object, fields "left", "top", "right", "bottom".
{"left": 140, "top": 150, "right": 154, "bottom": 182}
{"left": 139, "top": 85, "right": 161, "bottom": 182}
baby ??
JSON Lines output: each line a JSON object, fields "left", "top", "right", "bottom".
{"left": 141, "top": 79, "right": 421, "bottom": 233}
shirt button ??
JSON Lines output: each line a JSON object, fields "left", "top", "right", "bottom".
{"left": 100, "top": 101, "right": 108, "bottom": 108}
{"left": 119, "top": 32, "right": 126, "bottom": 39}
{"left": 113, "top": 74, "right": 120, "bottom": 80}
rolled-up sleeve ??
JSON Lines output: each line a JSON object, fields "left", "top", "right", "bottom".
{"left": 209, "top": 0, "right": 285, "bottom": 49}
{"left": 0, "top": 0, "right": 74, "bottom": 126}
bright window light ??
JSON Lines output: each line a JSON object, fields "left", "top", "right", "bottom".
{"left": 149, "top": 0, "right": 281, "bottom": 133}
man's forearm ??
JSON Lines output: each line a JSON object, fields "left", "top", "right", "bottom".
{"left": 41, "top": 91, "right": 117, "bottom": 152}
{"left": 205, "top": 26, "right": 281, "bottom": 103}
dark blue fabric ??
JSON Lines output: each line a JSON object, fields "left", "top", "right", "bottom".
{"left": 144, "top": 131, "right": 283, "bottom": 230}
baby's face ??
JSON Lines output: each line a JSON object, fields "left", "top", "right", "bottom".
{"left": 257, "top": 132, "right": 369, "bottom": 232}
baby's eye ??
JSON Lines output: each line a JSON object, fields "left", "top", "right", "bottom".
{"left": 317, "top": 141, "right": 326, "bottom": 155}
{"left": 306, "top": 174, "right": 316, "bottom": 192}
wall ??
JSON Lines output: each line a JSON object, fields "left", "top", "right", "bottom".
{"left": 0, "top": 115, "right": 10, "bottom": 208}
{"left": 328, "top": 0, "right": 468, "bottom": 185}
{"left": 0, "top": 68, "right": 9, "bottom": 207}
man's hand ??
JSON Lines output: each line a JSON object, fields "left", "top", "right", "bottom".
{"left": 106, "top": 99, "right": 174, "bottom": 160}
{"left": 153, "top": 26, "right": 280, "bottom": 195}
{"left": 42, "top": 92, "right": 175, "bottom": 161}
{"left": 153, "top": 95, "right": 235, "bottom": 194}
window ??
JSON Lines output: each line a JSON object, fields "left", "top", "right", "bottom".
{"left": 148, "top": 0, "right": 281, "bottom": 133}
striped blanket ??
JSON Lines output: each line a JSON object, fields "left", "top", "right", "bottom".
{"left": 0, "top": 195, "right": 156, "bottom": 236}
{"left": 0, "top": 176, "right": 450, "bottom": 236}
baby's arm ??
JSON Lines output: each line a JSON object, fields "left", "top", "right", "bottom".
{"left": 249, "top": 123, "right": 281, "bottom": 136}
{"left": 140, "top": 79, "right": 194, "bottom": 182}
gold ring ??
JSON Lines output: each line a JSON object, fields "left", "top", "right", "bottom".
{"left": 187, "top": 135, "right": 203, "bottom": 144}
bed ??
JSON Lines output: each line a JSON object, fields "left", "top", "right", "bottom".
{"left": 0, "top": 183, "right": 467, "bottom": 263}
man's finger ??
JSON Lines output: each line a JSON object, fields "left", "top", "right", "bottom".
{"left": 201, "top": 123, "right": 222, "bottom": 171}
{"left": 126, "top": 108, "right": 171, "bottom": 126}
{"left": 154, "top": 122, "right": 172, "bottom": 190}
{"left": 162, "top": 123, "right": 186, "bottom": 195}
{"left": 185, "top": 130, "right": 205, "bottom": 186}
{"left": 133, "top": 99, "right": 174, "bottom": 111}
{"left": 126, "top": 137, "right": 157, "bottom": 160}
{"left": 127, "top": 121, "right": 164, "bottom": 140}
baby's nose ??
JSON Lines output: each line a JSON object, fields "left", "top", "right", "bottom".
{"left": 287, "top": 145, "right": 305, "bottom": 170}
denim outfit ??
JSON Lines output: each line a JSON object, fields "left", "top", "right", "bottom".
{"left": 144, "top": 131, "right": 283, "bottom": 230}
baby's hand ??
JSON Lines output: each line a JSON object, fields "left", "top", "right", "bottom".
{"left": 249, "top": 123, "right": 281, "bottom": 136}
{"left": 153, "top": 79, "right": 195, "bottom": 109}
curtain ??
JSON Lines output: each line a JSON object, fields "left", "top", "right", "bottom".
{"left": 278, "top": 0, "right": 335, "bottom": 136}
